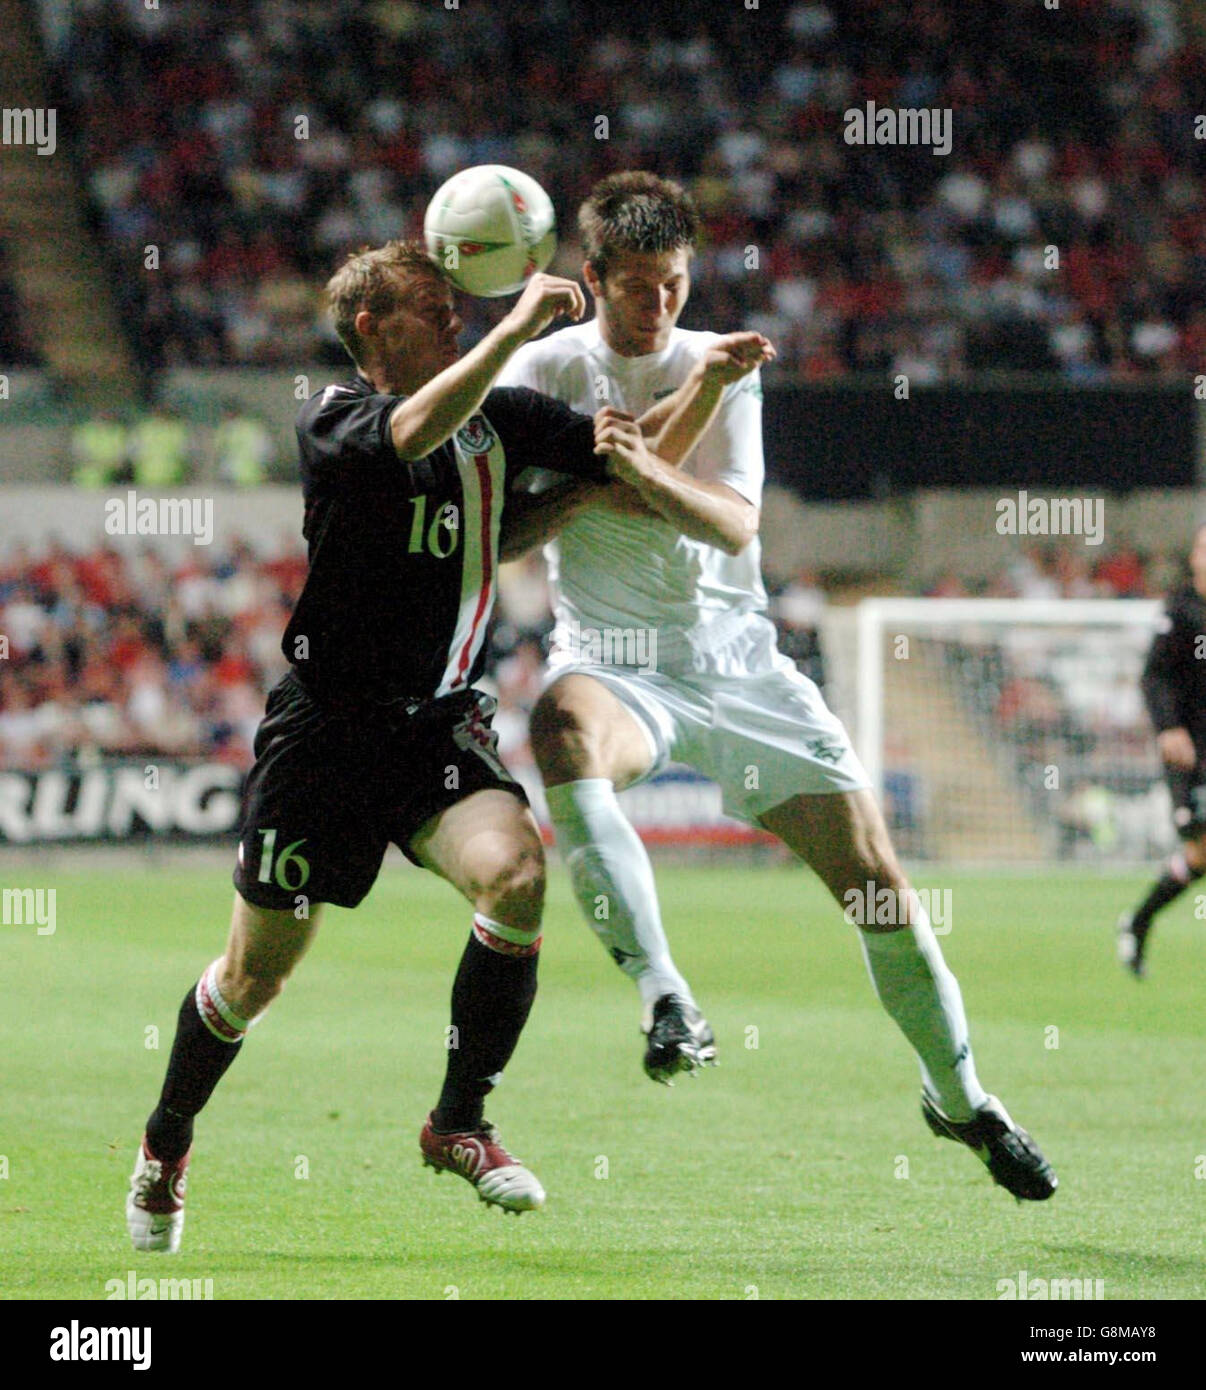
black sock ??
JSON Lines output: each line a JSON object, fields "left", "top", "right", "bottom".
{"left": 1132, "top": 857, "right": 1204, "bottom": 938}
{"left": 433, "top": 932, "right": 539, "bottom": 1134}
{"left": 145, "top": 984, "right": 244, "bottom": 1162}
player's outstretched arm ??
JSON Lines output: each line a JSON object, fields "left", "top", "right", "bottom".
{"left": 390, "top": 273, "right": 586, "bottom": 461}
{"left": 597, "top": 414, "right": 759, "bottom": 556}
{"left": 499, "top": 479, "right": 604, "bottom": 562}
{"left": 500, "top": 465, "right": 657, "bottom": 560}
{"left": 637, "top": 332, "right": 775, "bottom": 467}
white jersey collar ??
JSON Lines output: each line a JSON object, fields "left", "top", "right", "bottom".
{"left": 590, "top": 321, "right": 681, "bottom": 370}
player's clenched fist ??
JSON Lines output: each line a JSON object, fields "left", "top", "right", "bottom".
{"left": 698, "top": 331, "right": 776, "bottom": 386}
{"left": 591, "top": 405, "right": 635, "bottom": 442}
{"left": 501, "top": 272, "right": 586, "bottom": 344}
{"left": 593, "top": 407, "right": 656, "bottom": 488}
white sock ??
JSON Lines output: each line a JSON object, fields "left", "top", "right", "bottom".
{"left": 545, "top": 778, "right": 693, "bottom": 1009}
{"left": 196, "top": 959, "right": 254, "bottom": 1042}
{"left": 858, "top": 902, "right": 988, "bottom": 1121}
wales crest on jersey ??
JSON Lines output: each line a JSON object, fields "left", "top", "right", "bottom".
{"left": 455, "top": 415, "right": 498, "bottom": 454}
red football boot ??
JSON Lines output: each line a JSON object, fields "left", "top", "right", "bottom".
{"left": 420, "top": 1115, "right": 545, "bottom": 1213}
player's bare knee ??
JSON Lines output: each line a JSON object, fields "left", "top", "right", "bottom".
{"left": 530, "top": 693, "right": 601, "bottom": 782}
{"left": 477, "top": 852, "right": 545, "bottom": 930}
{"left": 1186, "top": 837, "right": 1206, "bottom": 872}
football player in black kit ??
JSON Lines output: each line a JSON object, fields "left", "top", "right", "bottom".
{"left": 125, "top": 239, "right": 773, "bottom": 1246}
{"left": 1118, "top": 523, "right": 1206, "bottom": 978}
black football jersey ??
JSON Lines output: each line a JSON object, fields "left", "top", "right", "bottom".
{"left": 1141, "top": 584, "right": 1206, "bottom": 745}
{"left": 283, "top": 374, "right": 607, "bottom": 704}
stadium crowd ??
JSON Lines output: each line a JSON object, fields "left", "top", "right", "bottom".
{"left": 0, "top": 534, "right": 1183, "bottom": 771}
{"left": 0, "top": 538, "right": 301, "bottom": 770}
{"left": 923, "top": 539, "right": 1177, "bottom": 600}
{"left": 49, "top": 0, "right": 1205, "bottom": 381}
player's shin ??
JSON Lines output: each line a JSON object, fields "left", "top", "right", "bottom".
{"left": 145, "top": 960, "right": 252, "bottom": 1162}
{"left": 545, "top": 778, "right": 692, "bottom": 1008}
{"left": 857, "top": 902, "right": 988, "bottom": 1123}
{"left": 1131, "top": 849, "right": 1203, "bottom": 930}
{"left": 432, "top": 915, "right": 541, "bottom": 1134}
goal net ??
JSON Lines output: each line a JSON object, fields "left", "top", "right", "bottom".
{"left": 845, "top": 598, "right": 1170, "bottom": 865}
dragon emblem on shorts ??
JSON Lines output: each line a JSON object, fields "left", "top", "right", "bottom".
{"left": 806, "top": 737, "right": 845, "bottom": 765}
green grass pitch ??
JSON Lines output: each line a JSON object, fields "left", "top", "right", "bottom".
{"left": 2, "top": 859, "right": 1202, "bottom": 1300}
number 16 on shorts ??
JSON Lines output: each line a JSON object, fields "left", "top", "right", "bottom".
{"left": 256, "top": 828, "right": 312, "bottom": 891}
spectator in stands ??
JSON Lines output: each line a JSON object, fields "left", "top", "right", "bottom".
{"left": 1094, "top": 543, "right": 1147, "bottom": 597}
{"left": 925, "top": 571, "right": 970, "bottom": 598}
{"left": 0, "top": 529, "right": 1177, "bottom": 781}
{"left": 51, "top": 0, "right": 1206, "bottom": 381}
{"left": 1006, "top": 546, "right": 1061, "bottom": 600}
{"left": 1052, "top": 547, "right": 1096, "bottom": 599}
{"left": 0, "top": 535, "right": 305, "bottom": 768}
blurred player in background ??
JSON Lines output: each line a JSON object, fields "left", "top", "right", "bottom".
{"left": 1118, "top": 523, "right": 1206, "bottom": 978}
{"left": 499, "top": 172, "right": 1056, "bottom": 1201}
{"left": 125, "top": 242, "right": 735, "bottom": 1249}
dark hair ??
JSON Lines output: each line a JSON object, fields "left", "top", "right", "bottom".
{"left": 578, "top": 171, "right": 699, "bottom": 283}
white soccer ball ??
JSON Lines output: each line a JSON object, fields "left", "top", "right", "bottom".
{"left": 424, "top": 165, "right": 557, "bottom": 298}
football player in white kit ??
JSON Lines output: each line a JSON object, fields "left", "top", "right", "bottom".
{"left": 498, "top": 172, "right": 1056, "bottom": 1201}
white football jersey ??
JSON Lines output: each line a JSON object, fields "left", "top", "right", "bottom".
{"left": 496, "top": 320, "right": 782, "bottom": 677}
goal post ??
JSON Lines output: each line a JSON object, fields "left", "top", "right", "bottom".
{"left": 850, "top": 598, "right": 1169, "bottom": 865}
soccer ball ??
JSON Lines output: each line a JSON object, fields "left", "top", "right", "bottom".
{"left": 424, "top": 165, "right": 557, "bottom": 298}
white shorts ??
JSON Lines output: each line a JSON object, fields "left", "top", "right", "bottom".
{"left": 544, "top": 658, "right": 871, "bottom": 825}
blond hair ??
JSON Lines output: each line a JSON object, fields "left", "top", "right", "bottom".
{"left": 326, "top": 239, "right": 442, "bottom": 363}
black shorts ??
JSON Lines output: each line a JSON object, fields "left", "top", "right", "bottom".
{"left": 233, "top": 671, "right": 527, "bottom": 910}
{"left": 1167, "top": 763, "right": 1206, "bottom": 839}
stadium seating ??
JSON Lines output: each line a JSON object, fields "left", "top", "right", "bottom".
{"left": 37, "top": 0, "right": 1206, "bottom": 380}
